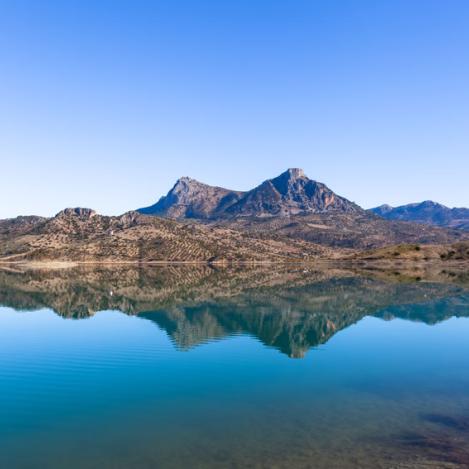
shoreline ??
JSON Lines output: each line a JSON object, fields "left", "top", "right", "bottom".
{"left": 0, "top": 258, "right": 468, "bottom": 270}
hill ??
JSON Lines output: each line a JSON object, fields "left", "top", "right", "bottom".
{"left": 0, "top": 207, "right": 333, "bottom": 263}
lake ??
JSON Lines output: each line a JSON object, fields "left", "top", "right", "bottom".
{"left": 0, "top": 265, "right": 468, "bottom": 468}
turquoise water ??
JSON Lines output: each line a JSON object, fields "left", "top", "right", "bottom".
{"left": 0, "top": 266, "right": 468, "bottom": 468}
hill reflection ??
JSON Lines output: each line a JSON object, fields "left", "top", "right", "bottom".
{"left": 0, "top": 265, "right": 468, "bottom": 358}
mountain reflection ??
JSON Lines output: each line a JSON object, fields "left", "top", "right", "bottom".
{"left": 0, "top": 265, "right": 468, "bottom": 358}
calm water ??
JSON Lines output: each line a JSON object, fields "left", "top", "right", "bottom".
{"left": 0, "top": 265, "right": 469, "bottom": 468}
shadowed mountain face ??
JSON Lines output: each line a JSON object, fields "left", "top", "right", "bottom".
{"left": 138, "top": 168, "right": 361, "bottom": 219}
{"left": 0, "top": 266, "right": 467, "bottom": 358}
{"left": 371, "top": 201, "right": 469, "bottom": 230}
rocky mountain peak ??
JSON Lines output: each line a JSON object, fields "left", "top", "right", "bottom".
{"left": 138, "top": 177, "right": 243, "bottom": 219}
{"left": 284, "top": 168, "right": 306, "bottom": 179}
{"left": 174, "top": 176, "right": 198, "bottom": 187}
{"left": 224, "top": 169, "right": 361, "bottom": 217}
{"left": 374, "top": 204, "right": 393, "bottom": 214}
{"left": 419, "top": 200, "right": 441, "bottom": 208}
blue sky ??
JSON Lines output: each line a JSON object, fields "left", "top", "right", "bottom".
{"left": 1, "top": 0, "right": 468, "bottom": 218}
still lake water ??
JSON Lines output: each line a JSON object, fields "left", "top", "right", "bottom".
{"left": 0, "top": 265, "right": 469, "bottom": 468}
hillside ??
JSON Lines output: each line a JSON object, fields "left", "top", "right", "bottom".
{"left": 211, "top": 212, "right": 468, "bottom": 249}
{"left": 0, "top": 207, "right": 333, "bottom": 263}
{"left": 371, "top": 201, "right": 469, "bottom": 230}
{"left": 350, "top": 241, "right": 469, "bottom": 262}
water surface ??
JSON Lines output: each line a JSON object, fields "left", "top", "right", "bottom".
{"left": 0, "top": 265, "right": 468, "bottom": 468}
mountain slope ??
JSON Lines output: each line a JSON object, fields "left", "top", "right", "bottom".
{"left": 138, "top": 168, "right": 361, "bottom": 219}
{"left": 138, "top": 177, "right": 244, "bottom": 219}
{"left": 371, "top": 201, "right": 469, "bottom": 230}
{"left": 212, "top": 211, "right": 469, "bottom": 249}
{"left": 0, "top": 208, "right": 333, "bottom": 263}
{"left": 225, "top": 168, "right": 362, "bottom": 217}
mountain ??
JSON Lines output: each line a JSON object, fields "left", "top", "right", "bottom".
{"left": 138, "top": 168, "right": 361, "bottom": 219}
{"left": 224, "top": 168, "right": 362, "bottom": 217}
{"left": 371, "top": 201, "right": 469, "bottom": 230}
{"left": 138, "top": 177, "right": 244, "bottom": 219}
{"left": 137, "top": 169, "right": 469, "bottom": 249}
{"left": 0, "top": 207, "right": 333, "bottom": 263}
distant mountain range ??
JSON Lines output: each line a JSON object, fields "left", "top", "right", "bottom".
{"left": 371, "top": 201, "right": 469, "bottom": 230}
{"left": 138, "top": 168, "right": 361, "bottom": 219}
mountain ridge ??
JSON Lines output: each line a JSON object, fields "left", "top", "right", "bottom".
{"left": 138, "top": 168, "right": 362, "bottom": 219}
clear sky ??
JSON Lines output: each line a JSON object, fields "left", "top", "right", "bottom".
{"left": 1, "top": 0, "right": 468, "bottom": 218}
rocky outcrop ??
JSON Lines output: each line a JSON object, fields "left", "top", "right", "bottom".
{"left": 56, "top": 207, "right": 97, "bottom": 219}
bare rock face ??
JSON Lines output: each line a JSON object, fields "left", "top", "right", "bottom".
{"left": 138, "top": 168, "right": 362, "bottom": 219}
{"left": 226, "top": 168, "right": 362, "bottom": 217}
{"left": 138, "top": 177, "right": 244, "bottom": 219}
{"left": 56, "top": 208, "right": 97, "bottom": 219}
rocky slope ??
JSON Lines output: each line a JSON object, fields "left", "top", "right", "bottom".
{"left": 0, "top": 215, "right": 47, "bottom": 236}
{"left": 138, "top": 177, "right": 244, "bottom": 219}
{"left": 138, "top": 168, "right": 361, "bottom": 219}
{"left": 0, "top": 207, "right": 333, "bottom": 263}
{"left": 371, "top": 201, "right": 469, "bottom": 230}
{"left": 225, "top": 168, "right": 362, "bottom": 217}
